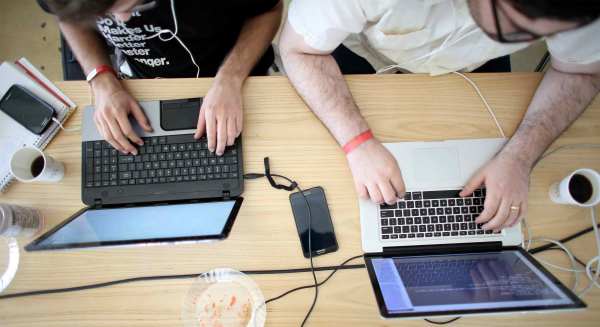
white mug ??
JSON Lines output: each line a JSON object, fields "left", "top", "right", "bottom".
{"left": 549, "top": 168, "right": 600, "bottom": 207}
{"left": 9, "top": 147, "right": 64, "bottom": 183}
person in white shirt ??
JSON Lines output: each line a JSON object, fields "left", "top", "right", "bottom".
{"left": 279, "top": 0, "right": 600, "bottom": 232}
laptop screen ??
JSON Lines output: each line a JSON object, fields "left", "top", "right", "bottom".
{"left": 26, "top": 198, "right": 242, "bottom": 251}
{"left": 365, "top": 249, "right": 584, "bottom": 317}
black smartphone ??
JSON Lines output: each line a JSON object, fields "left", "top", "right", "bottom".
{"left": 0, "top": 84, "right": 55, "bottom": 135}
{"left": 289, "top": 186, "right": 339, "bottom": 258}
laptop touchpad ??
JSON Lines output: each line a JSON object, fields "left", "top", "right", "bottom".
{"left": 412, "top": 147, "right": 461, "bottom": 187}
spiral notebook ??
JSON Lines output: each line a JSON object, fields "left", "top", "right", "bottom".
{"left": 0, "top": 58, "right": 76, "bottom": 192}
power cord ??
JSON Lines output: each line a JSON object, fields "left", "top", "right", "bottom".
{"left": 51, "top": 117, "right": 80, "bottom": 132}
{"left": 244, "top": 157, "right": 318, "bottom": 326}
{"left": 0, "top": 257, "right": 365, "bottom": 300}
{"left": 424, "top": 317, "right": 462, "bottom": 325}
{"left": 522, "top": 140, "right": 600, "bottom": 295}
{"left": 2, "top": 222, "right": 599, "bottom": 323}
{"left": 451, "top": 71, "right": 506, "bottom": 138}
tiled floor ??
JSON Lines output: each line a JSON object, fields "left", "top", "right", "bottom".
{"left": 0, "top": 1, "right": 547, "bottom": 82}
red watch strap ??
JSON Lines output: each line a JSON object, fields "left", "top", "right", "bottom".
{"left": 343, "top": 130, "right": 373, "bottom": 154}
{"left": 86, "top": 65, "right": 116, "bottom": 83}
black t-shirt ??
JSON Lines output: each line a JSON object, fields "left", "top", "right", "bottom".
{"left": 40, "top": 0, "right": 277, "bottom": 78}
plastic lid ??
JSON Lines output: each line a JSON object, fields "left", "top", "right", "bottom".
{"left": 0, "top": 237, "right": 19, "bottom": 293}
{"left": 182, "top": 268, "right": 266, "bottom": 327}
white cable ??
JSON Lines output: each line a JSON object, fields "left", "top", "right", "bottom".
{"left": 375, "top": 1, "right": 481, "bottom": 75}
{"left": 170, "top": 34, "right": 200, "bottom": 78}
{"left": 113, "top": 0, "right": 200, "bottom": 78}
{"left": 578, "top": 206, "right": 600, "bottom": 296}
{"left": 376, "top": 26, "right": 479, "bottom": 74}
{"left": 521, "top": 218, "right": 532, "bottom": 251}
{"left": 527, "top": 143, "right": 600, "bottom": 297}
{"left": 585, "top": 256, "right": 600, "bottom": 289}
{"left": 527, "top": 238, "right": 581, "bottom": 291}
{"left": 376, "top": 0, "right": 457, "bottom": 74}
{"left": 0, "top": 238, "right": 19, "bottom": 293}
{"left": 373, "top": 1, "right": 506, "bottom": 138}
{"left": 51, "top": 117, "right": 80, "bottom": 132}
{"left": 451, "top": 71, "right": 506, "bottom": 138}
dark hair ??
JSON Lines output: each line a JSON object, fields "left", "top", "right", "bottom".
{"left": 508, "top": 0, "right": 600, "bottom": 23}
{"left": 44, "top": 0, "right": 117, "bottom": 22}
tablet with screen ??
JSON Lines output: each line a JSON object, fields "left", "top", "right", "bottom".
{"left": 26, "top": 198, "right": 243, "bottom": 251}
{"left": 364, "top": 248, "right": 585, "bottom": 318}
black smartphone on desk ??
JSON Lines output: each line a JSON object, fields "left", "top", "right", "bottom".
{"left": 0, "top": 84, "right": 55, "bottom": 135}
{"left": 290, "top": 186, "right": 338, "bottom": 258}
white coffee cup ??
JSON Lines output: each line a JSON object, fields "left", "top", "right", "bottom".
{"left": 9, "top": 147, "right": 64, "bottom": 183}
{"left": 549, "top": 168, "right": 600, "bottom": 207}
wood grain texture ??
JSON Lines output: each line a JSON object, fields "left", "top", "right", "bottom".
{"left": 0, "top": 74, "right": 599, "bottom": 326}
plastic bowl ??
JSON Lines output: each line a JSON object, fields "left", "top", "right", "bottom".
{"left": 182, "top": 268, "right": 266, "bottom": 327}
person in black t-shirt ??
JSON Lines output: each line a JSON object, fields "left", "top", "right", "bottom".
{"left": 41, "top": 0, "right": 282, "bottom": 156}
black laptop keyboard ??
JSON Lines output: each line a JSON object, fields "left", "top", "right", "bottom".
{"left": 379, "top": 188, "right": 497, "bottom": 240}
{"left": 83, "top": 134, "right": 239, "bottom": 188}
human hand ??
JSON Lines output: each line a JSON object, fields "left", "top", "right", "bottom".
{"left": 194, "top": 78, "right": 243, "bottom": 156}
{"left": 92, "top": 74, "right": 152, "bottom": 155}
{"left": 460, "top": 153, "right": 531, "bottom": 231}
{"left": 346, "top": 139, "right": 405, "bottom": 205}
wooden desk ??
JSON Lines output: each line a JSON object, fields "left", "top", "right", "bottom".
{"left": 1, "top": 74, "right": 599, "bottom": 326}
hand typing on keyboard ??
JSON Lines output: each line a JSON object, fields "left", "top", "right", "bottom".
{"left": 91, "top": 74, "right": 153, "bottom": 155}
{"left": 460, "top": 153, "right": 529, "bottom": 232}
{"left": 347, "top": 139, "right": 405, "bottom": 205}
{"left": 194, "top": 77, "right": 243, "bottom": 156}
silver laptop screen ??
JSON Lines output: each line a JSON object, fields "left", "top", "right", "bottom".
{"left": 371, "top": 250, "right": 575, "bottom": 314}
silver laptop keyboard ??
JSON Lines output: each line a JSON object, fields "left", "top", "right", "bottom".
{"left": 379, "top": 188, "right": 498, "bottom": 240}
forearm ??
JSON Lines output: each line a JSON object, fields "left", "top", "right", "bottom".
{"left": 216, "top": 1, "right": 283, "bottom": 86}
{"left": 500, "top": 66, "right": 600, "bottom": 168}
{"left": 59, "top": 21, "right": 122, "bottom": 93}
{"left": 59, "top": 21, "right": 113, "bottom": 75}
{"left": 280, "top": 49, "right": 369, "bottom": 145}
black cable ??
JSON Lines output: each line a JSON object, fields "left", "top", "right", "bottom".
{"left": 0, "top": 273, "right": 199, "bottom": 300}
{"left": 0, "top": 258, "right": 365, "bottom": 301}
{"left": 543, "top": 248, "right": 586, "bottom": 267}
{"left": 538, "top": 248, "right": 596, "bottom": 274}
{"left": 244, "top": 163, "right": 320, "bottom": 326}
{"left": 294, "top": 183, "right": 319, "bottom": 327}
{"left": 265, "top": 255, "right": 364, "bottom": 305}
{"left": 534, "top": 51, "right": 550, "bottom": 72}
{"left": 529, "top": 223, "right": 600, "bottom": 254}
{"left": 424, "top": 317, "right": 462, "bottom": 325}
{"left": 1, "top": 222, "right": 596, "bottom": 324}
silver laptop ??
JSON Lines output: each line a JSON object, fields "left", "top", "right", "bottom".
{"left": 359, "top": 138, "right": 585, "bottom": 319}
{"left": 359, "top": 138, "right": 522, "bottom": 253}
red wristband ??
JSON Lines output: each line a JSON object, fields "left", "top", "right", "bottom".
{"left": 86, "top": 65, "right": 116, "bottom": 83}
{"left": 343, "top": 130, "right": 373, "bottom": 154}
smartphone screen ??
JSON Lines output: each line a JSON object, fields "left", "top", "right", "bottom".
{"left": 290, "top": 186, "right": 338, "bottom": 258}
{"left": 0, "top": 85, "right": 55, "bottom": 135}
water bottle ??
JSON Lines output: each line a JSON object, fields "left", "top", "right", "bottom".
{"left": 0, "top": 204, "right": 43, "bottom": 238}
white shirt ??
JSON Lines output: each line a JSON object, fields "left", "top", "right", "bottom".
{"left": 288, "top": 0, "right": 600, "bottom": 76}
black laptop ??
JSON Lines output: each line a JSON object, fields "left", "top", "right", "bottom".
{"left": 26, "top": 98, "right": 244, "bottom": 251}
{"left": 363, "top": 242, "right": 586, "bottom": 319}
